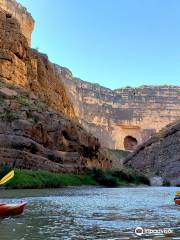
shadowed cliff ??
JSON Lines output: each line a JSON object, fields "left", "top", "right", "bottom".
{"left": 124, "top": 120, "right": 180, "bottom": 185}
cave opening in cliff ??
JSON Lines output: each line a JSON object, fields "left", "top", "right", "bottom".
{"left": 124, "top": 136, "right": 138, "bottom": 151}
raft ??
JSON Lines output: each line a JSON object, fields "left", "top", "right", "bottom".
{"left": 174, "top": 191, "right": 180, "bottom": 205}
{"left": 175, "top": 199, "right": 180, "bottom": 205}
{"left": 0, "top": 202, "right": 26, "bottom": 217}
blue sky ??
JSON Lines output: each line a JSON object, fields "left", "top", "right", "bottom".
{"left": 18, "top": 0, "right": 180, "bottom": 89}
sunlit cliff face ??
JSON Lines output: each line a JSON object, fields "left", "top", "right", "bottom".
{"left": 0, "top": 3, "right": 112, "bottom": 172}
{"left": 2, "top": 0, "right": 180, "bottom": 152}
{"left": 0, "top": 0, "right": 34, "bottom": 46}
{"left": 60, "top": 72, "right": 180, "bottom": 150}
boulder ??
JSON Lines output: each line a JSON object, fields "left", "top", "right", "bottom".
{"left": 0, "top": 87, "right": 17, "bottom": 98}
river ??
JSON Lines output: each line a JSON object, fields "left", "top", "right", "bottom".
{"left": 0, "top": 187, "right": 179, "bottom": 239}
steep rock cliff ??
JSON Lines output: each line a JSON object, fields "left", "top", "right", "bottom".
{"left": 0, "top": 5, "right": 76, "bottom": 120}
{"left": 124, "top": 120, "right": 180, "bottom": 185}
{"left": 2, "top": 1, "right": 179, "bottom": 153}
{"left": 0, "top": 83, "right": 111, "bottom": 172}
{"left": 60, "top": 69, "right": 180, "bottom": 150}
{"left": 0, "top": 3, "right": 112, "bottom": 172}
{"left": 0, "top": 0, "right": 34, "bottom": 46}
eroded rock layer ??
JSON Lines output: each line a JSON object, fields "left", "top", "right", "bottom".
{"left": 1, "top": 0, "right": 179, "bottom": 153}
{"left": 60, "top": 71, "right": 180, "bottom": 150}
{"left": 0, "top": 0, "right": 179, "bottom": 177}
{"left": 124, "top": 120, "right": 180, "bottom": 186}
{"left": 0, "top": 3, "right": 112, "bottom": 172}
{"left": 0, "top": 84, "right": 111, "bottom": 172}
{"left": 0, "top": 0, "right": 34, "bottom": 46}
{"left": 0, "top": 5, "right": 76, "bottom": 120}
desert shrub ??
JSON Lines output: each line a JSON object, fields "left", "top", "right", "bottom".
{"left": 98, "top": 174, "right": 119, "bottom": 187}
{"left": 35, "top": 101, "right": 45, "bottom": 111}
{"left": 15, "top": 93, "right": 33, "bottom": 108}
{"left": 137, "top": 174, "right": 151, "bottom": 185}
{"left": 6, "top": 169, "right": 97, "bottom": 189}
{"left": 0, "top": 109, "right": 18, "bottom": 121}
{"left": 112, "top": 170, "right": 131, "bottom": 181}
{"left": 87, "top": 167, "right": 150, "bottom": 186}
{"left": 87, "top": 168, "right": 119, "bottom": 187}
{"left": 162, "top": 179, "right": 171, "bottom": 186}
{"left": 107, "top": 149, "right": 130, "bottom": 159}
{"left": 126, "top": 168, "right": 150, "bottom": 185}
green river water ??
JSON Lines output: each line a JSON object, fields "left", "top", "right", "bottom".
{"left": 0, "top": 187, "right": 179, "bottom": 239}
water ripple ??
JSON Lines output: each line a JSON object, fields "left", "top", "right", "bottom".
{"left": 0, "top": 187, "right": 179, "bottom": 239}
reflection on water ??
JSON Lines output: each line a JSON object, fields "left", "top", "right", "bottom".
{"left": 0, "top": 187, "right": 180, "bottom": 239}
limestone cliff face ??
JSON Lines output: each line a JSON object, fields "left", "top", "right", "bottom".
{"left": 0, "top": 0, "right": 34, "bottom": 46}
{"left": 0, "top": 84, "right": 111, "bottom": 172}
{"left": 0, "top": 3, "right": 112, "bottom": 172}
{"left": 2, "top": 0, "right": 179, "bottom": 153}
{"left": 0, "top": 0, "right": 179, "bottom": 175}
{"left": 0, "top": 5, "right": 76, "bottom": 120}
{"left": 124, "top": 120, "right": 180, "bottom": 186}
{"left": 61, "top": 71, "right": 180, "bottom": 150}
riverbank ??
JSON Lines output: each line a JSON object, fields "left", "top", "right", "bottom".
{"left": 4, "top": 168, "right": 150, "bottom": 189}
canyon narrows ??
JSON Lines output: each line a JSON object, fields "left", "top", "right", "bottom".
{"left": 0, "top": 0, "right": 179, "bottom": 185}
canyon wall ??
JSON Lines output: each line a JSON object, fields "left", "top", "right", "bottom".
{"left": 0, "top": 3, "right": 76, "bottom": 120}
{"left": 124, "top": 120, "right": 180, "bottom": 185}
{"left": 0, "top": 2, "right": 112, "bottom": 172}
{"left": 0, "top": 0, "right": 34, "bottom": 46}
{"left": 2, "top": 0, "right": 179, "bottom": 153}
{"left": 0, "top": 83, "right": 111, "bottom": 173}
{"left": 60, "top": 68, "right": 180, "bottom": 150}
{"left": 0, "top": 0, "right": 179, "bottom": 175}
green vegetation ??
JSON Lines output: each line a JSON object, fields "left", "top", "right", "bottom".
{"left": 115, "top": 168, "right": 151, "bottom": 186}
{"left": 0, "top": 80, "right": 17, "bottom": 90}
{"left": 15, "top": 92, "right": 45, "bottom": 112}
{"left": 87, "top": 168, "right": 119, "bottom": 187}
{"left": 162, "top": 179, "right": 171, "bottom": 187}
{"left": 87, "top": 168, "right": 150, "bottom": 187}
{"left": 1, "top": 167, "right": 150, "bottom": 189}
{"left": 34, "top": 100, "right": 46, "bottom": 112}
{"left": 107, "top": 149, "right": 130, "bottom": 159}
{"left": 15, "top": 92, "right": 33, "bottom": 108}
{"left": 0, "top": 109, "right": 18, "bottom": 121}
{"left": 0, "top": 161, "right": 150, "bottom": 189}
{"left": 6, "top": 169, "right": 97, "bottom": 189}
